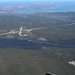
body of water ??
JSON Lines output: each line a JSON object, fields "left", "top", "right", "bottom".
{"left": 40, "top": 39, "right": 75, "bottom": 48}
{"left": 0, "top": 2, "right": 75, "bottom": 14}
{"left": 0, "top": 38, "right": 75, "bottom": 49}
{"left": 16, "top": 3, "right": 75, "bottom": 14}
{"left": 0, "top": 38, "right": 42, "bottom": 49}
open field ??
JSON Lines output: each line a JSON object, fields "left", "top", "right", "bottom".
{"left": 0, "top": 48, "right": 75, "bottom": 75}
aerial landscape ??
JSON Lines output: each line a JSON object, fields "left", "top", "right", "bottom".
{"left": 0, "top": 0, "right": 75, "bottom": 75}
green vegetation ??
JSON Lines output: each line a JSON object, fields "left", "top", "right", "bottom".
{"left": 0, "top": 12, "right": 75, "bottom": 75}
{"left": 0, "top": 12, "right": 75, "bottom": 40}
{"left": 0, "top": 48, "right": 75, "bottom": 75}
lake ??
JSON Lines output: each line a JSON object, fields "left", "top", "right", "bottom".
{"left": 0, "top": 38, "right": 42, "bottom": 49}
{"left": 0, "top": 38, "right": 75, "bottom": 49}
{"left": 40, "top": 39, "right": 75, "bottom": 48}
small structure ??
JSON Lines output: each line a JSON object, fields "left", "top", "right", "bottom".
{"left": 69, "top": 61, "right": 75, "bottom": 66}
{"left": 45, "top": 72, "right": 56, "bottom": 75}
{"left": 7, "top": 35, "right": 14, "bottom": 38}
{"left": 38, "top": 37, "right": 47, "bottom": 41}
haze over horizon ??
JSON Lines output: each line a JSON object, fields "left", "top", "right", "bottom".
{"left": 0, "top": 0, "right": 75, "bottom": 2}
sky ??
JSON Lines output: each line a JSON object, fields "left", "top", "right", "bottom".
{"left": 0, "top": 0, "right": 74, "bottom": 2}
